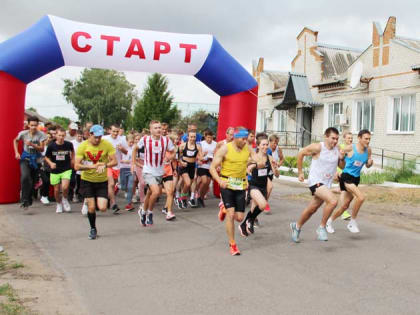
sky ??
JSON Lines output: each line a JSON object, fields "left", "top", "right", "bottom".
{"left": 1, "top": 0, "right": 420, "bottom": 121}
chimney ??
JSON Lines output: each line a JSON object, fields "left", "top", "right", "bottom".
{"left": 383, "top": 16, "right": 396, "bottom": 45}
{"left": 253, "top": 57, "right": 264, "bottom": 82}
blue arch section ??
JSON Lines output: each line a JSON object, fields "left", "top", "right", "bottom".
{"left": 194, "top": 37, "right": 257, "bottom": 96}
{"left": 0, "top": 16, "right": 64, "bottom": 84}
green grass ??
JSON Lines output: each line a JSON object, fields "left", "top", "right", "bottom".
{"left": 0, "top": 284, "right": 25, "bottom": 315}
{"left": 10, "top": 263, "right": 24, "bottom": 270}
{"left": 361, "top": 167, "right": 420, "bottom": 185}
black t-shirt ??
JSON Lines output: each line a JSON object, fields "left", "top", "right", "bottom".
{"left": 46, "top": 141, "right": 74, "bottom": 174}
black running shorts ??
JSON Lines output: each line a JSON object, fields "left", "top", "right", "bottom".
{"left": 162, "top": 175, "right": 173, "bottom": 183}
{"left": 249, "top": 185, "right": 268, "bottom": 199}
{"left": 80, "top": 180, "right": 108, "bottom": 199}
{"left": 179, "top": 162, "right": 196, "bottom": 180}
{"left": 309, "top": 183, "right": 324, "bottom": 196}
{"left": 339, "top": 173, "right": 360, "bottom": 191}
{"left": 220, "top": 188, "right": 246, "bottom": 212}
{"left": 197, "top": 168, "right": 211, "bottom": 178}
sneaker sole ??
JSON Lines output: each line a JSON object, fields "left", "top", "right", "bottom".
{"left": 238, "top": 225, "right": 248, "bottom": 237}
{"left": 290, "top": 223, "right": 300, "bottom": 243}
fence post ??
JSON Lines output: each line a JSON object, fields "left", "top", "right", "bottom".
{"left": 402, "top": 153, "right": 405, "bottom": 171}
{"left": 381, "top": 149, "right": 384, "bottom": 169}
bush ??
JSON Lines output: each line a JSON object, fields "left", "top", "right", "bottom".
{"left": 360, "top": 167, "right": 420, "bottom": 185}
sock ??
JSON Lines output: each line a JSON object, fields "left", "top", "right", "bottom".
{"left": 141, "top": 209, "right": 146, "bottom": 215}
{"left": 191, "top": 192, "right": 195, "bottom": 199}
{"left": 87, "top": 211, "right": 96, "bottom": 229}
{"left": 250, "top": 206, "right": 262, "bottom": 221}
{"left": 176, "top": 191, "right": 180, "bottom": 198}
{"left": 243, "top": 211, "right": 253, "bottom": 224}
{"left": 147, "top": 210, "right": 153, "bottom": 215}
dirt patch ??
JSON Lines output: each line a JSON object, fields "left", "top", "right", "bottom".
{"left": 0, "top": 208, "right": 88, "bottom": 315}
{"left": 283, "top": 184, "right": 420, "bottom": 233}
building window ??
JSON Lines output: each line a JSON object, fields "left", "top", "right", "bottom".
{"left": 391, "top": 95, "right": 416, "bottom": 132}
{"left": 328, "top": 102, "right": 343, "bottom": 131}
{"left": 275, "top": 110, "right": 287, "bottom": 132}
{"left": 356, "top": 99, "right": 375, "bottom": 132}
{"left": 259, "top": 110, "right": 267, "bottom": 132}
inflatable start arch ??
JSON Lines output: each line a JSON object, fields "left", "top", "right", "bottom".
{"left": 0, "top": 15, "right": 258, "bottom": 204}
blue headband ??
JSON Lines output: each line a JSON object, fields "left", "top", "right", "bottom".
{"left": 234, "top": 129, "right": 249, "bottom": 138}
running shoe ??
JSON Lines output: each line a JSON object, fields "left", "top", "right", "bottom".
{"left": 146, "top": 212, "right": 153, "bottom": 226}
{"left": 316, "top": 226, "right": 328, "bottom": 241}
{"left": 290, "top": 222, "right": 301, "bottom": 243}
{"left": 326, "top": 218, "right": 335, "bottom": 234}
{"left": 88, "top": 228, "right": 97, "bottom": 240}
{"left": 138, "top": 209, "right": 146, "bottom": 227}
{"left": 254, "top": 218, "right": 260, "bottom": 227}
{"left": 138, "top": 203, "right": 144, "bottom": 212}
{"left": 174, "top": 198, "right": 181, "bottom": 209}
{"left": 81, "top": 203, "right": 88, "bottom": 216}
{"left": 62, "top": 198, "right": 71, "bottom": 212}
{"left": 190, "top": 199, "right": 199, "bottom": 208}
{"left": 56, "top": 203, "right": 63, "bottom": 213}
{"left": 162, "top": 207, "right": 168, "bottom": 215}
{"left": 112, "top": 204, "right": 120, "bottom": 214}
{"left": 72, "top": 196, "right": 79, "bottom": 203}
{"left": 197, "top": 197, "right": 205, "bottom": 208}
{"left": 40, "top": 196, "right": 50, "bottom": 205}
{"left": 347, "top": 219, "right": 360, "bottom": 233}
{"left": 246, "top": 219, "right": 255, "bottom": 234}
{"left": 181, "top": 199, "right": 188, "bottom": 209}
{"left": 132, "top": 197, "right": 137, "bottom": 204}
{"left": 125, "top": 203, "right": 134, "bottom": 211}
{"left": 218, "top": 201, "right": 226, "bottom": 222}
{"left": 166, "top": 212, "right": 176, "bottom": 221}
{"left": 238, "top": 223, "right": 248, "bottom": 237}
{"left": 264, "top": 203, "right": 271, "bottom": 214}
{"left": 341, "top": 210, "right": 352, "bottom": 221}
{"left": 229, "top": 243, "right": 241, "bottom": 256}
{"left": 20, "top": 202, "right": 29, "bottom": 211}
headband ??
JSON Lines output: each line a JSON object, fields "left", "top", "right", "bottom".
{"left": 233, "top": 129, "right": 249, "bottom": 138}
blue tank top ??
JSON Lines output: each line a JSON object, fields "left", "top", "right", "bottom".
{"left": 343, "top": 144, "right": 368, "bottom": 177}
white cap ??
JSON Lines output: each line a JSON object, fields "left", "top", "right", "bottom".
{"left": 69, "top": 122, "right": 78, "bottom": 130}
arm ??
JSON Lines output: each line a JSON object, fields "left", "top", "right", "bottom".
{"left": 297, "top": 143, "right": 321, "bottom": 182}
{"left": 13, "top": 137, "right": 20, "bottom": 159}
{"left": 44, "top": 156, "right": 56, "bottom": 170}
{"left": 209, "top": 144, "right": 228, "bottom": 189}
{"left": 178, "top": 144, "right": 187, "bottom": 167}
{"left": 249, "top": 150, "right": 265, "bottom": 168}
{"left": 366, "top": 147, "right": 373, "bottom": 168}
{"left": 269, "top": 156, "right": 280, "bottom": 177}
{"left": 196, "top": 144, "right": 204, "bottom": 164}
{"left": 25, "top": 140, "right": 44, "bottom": 152}
{"left": 106, "top": 154, "right": 117, "bottom": 169}
{"left": 131, "top": 144, "right": 138, "bottom": 173}
{"left": 277, "top": 147, "right": 285, "bottom": 167}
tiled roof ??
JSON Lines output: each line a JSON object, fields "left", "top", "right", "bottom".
{"left": 261, "top": 70, "right": 289, "bottom": 90}
{"left": 393, "top": 36, "right": 420, "bottom": 53}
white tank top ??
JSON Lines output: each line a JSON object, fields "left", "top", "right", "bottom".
{"left": 307, "top": 142, "right": 339, "bottom": 188}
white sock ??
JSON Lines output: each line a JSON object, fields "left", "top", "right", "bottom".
{"left": 176, "top": 191, "right": 180, "bottom": 198}
{"left": 147, "top": 210, "right": 153, "bottom": 215}
{"left": 191, "top": 192, "right": 195, "bottom": 199}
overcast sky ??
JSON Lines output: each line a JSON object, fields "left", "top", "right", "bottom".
{"left": 2, "top": 0, "right": 420, "bottom": 120}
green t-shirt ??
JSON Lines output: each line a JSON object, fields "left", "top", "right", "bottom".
{"left": 76, "top": 139, "right": 116, "bottom": 182}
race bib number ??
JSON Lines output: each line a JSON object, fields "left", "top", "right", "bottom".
{"left": 353, "top": 160, "right": 363, "bottom": 167}
{"left": 227, "top": 177, "right": 245, "bottom": 190}
{"left": 186, "top": 150, "right": 195, "bottom": 157}
{"left": 56, "top": 155, "right": 65, "bottom": 161}
{"left": 258, "top": 168, "right": 268, "bottom": 177}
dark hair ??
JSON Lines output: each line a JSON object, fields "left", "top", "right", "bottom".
{"left": 76, "top": 129, "right": 83, "bottom": 135}
{"left": 324, "top": 127, "right": 339, "bottom": 137}
{"left": 256, "top": 132, "right": 267, "bottom": 141}
{"left": 27, "top": 116, "right": 39, "bottom": 124}
{"left": 256, "top": 133, "right": 268, "bottom": 146}
{"left": 248, "top": 129, "right": 255, "bottom": 136}
{"left": 203, "top": 129, "right": 213, "bottom": 137}
{"left": 56, "top": 127, "right": 66, "bottom": 133}
{"left": 358, "top": 129, "right": 371, "bottom": 138}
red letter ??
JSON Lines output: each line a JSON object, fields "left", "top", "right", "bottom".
{"left": 71, "top": 32, "right": 92, "bottom": 52}
{"left": 100, "top": 35, "right": 120, "bottom": 56}
{"left": 179, "top": 43, "right": 197, "bottom": 63}
{"left": 154, "top": 41, "right": 171, "bottom": 60}
{"left": 125, "top": 39, "right": 146, "bottom": 59}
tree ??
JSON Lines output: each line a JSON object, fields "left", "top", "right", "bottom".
{"left": 51, "top": 116, "right": 71, "bottom": 129}
{"left": 176, "top": 110, "right": 218, "bottom": 133}
{"left": 132, "top": 73, "right": 180, "bottom": 131}
{"left": 27, "top": 107, "right": 37, "bottom": 113}
{"left": 63, "top": 69, "right": 136, "bottom": 128}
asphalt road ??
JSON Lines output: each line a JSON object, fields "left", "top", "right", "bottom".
{"left": 3, "top": 181, "right": 420, "bottom": 315}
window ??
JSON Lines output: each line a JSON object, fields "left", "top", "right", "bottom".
{"left": 391, "top": 95, "right": 416, "bottom": 132}
{"left": 275, "top": 110, "right": 287, "bottom": 132}
{"left": 328, "top": 102, "right": 343, "bottom": 131}
{"left": 356, "top": 99, "right": 375, "bottom": 132}
{"left": 258, "top": 110, "right": 267, "bottom": 132}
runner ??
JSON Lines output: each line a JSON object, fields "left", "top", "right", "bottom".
{"left": 326, "top": 129, "right": 373, "bottom": 234}
{"left": 71, "top": 130, "right": 84, "bottom": 203}
{"left": 161, "top": 141, "right": 177, "bottom": 221}
{"left": 44, "top": 128, "right": 74, "bottom": 213}
{"left": 131, "top": 133, "right": 146, "bottom": 211}
{"left": 74, "top": 125, "right": 117, "bottom": 239}
{"left": 290, "top": 127, "right": 343, "bottom": 243}
{"left": 264, "top": 134, "right": 284, "bottom": 213}
{"left": 65, "top": 122, "right": 78, "bottom": 141}
{"left": 39, "top": 130, "right": 55, "bottom": 205}
{"left": 103, "top": 125, "right": 128, "bottom": 213}
{"left": 178, "top": 131, "right": 203, "bottom": 208}
{"left": 119, "top": 134, "right": 135, "bottom": 211}
{"left": 239, "top": 134, "right": 279, "bottom": 236}
{"left": 196, "top": 129, "right": 217, "bottom": 207}
{"left": 210, "top": 127, "right": 263, "bottom": 256}
{"left": 136, "top": 121, "right": 175, "bottom": 227}
{"left": 13, "top": 116, "right": 47, "bottom": 210}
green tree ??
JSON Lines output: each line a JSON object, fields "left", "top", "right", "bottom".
{"left": 176, "top": 110, "right": 218, "bottom": 133}
{"left": 132, "top": 73, "right": 180, "bottom": 131}
{"left": 51, "top": 116, "right": 71, "bottom": 129}
{"left": 63, "top": 69, "right": 136, "bottom": 128}
{"left": 27, "top": 107, "right": 37, "bottom": 113}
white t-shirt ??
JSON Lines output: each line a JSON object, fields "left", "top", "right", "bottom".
{"left": 138, "top": 135, "right": 174, "bottom": 176}
{"left": 103, "top": 135, "right": 127, "bottom": 170}
{"left": 120, "top": 144, "right": 133, "bottom": 169}
{"left": 199, "top": 140, "right": 216, "bottom": 169}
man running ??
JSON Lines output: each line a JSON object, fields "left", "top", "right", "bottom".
{"left": 326, "top": 129, "right": 373, "bottom": 234}
{"left": 264, "top": 134, "right": 284, "bottom": 213}
{"left": 44, "top": 128, "right": 74, "bottom": 213}
{"left": 103, "top": 125, "right": 128, "bottom": 213}
{"left": 75, "top": 125, "right": 117, "bottom": 239}
{"left": 136, "top": 121, "right": 175, "bottom": 227}
{"left": 13, "top": 116, "right": 46, "bottom": 210}
{"left": 196, "top": 129, "right": 217, "bottom": 207}
{"left": 210, "top": 127, "right": 263, "bottom": 256}
{"left": 290, "top": 127, "right": 343, "bottom": 243}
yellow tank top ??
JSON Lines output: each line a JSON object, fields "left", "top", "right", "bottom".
{"left": 220, "top": 142, "right": 250, "bottom": 179}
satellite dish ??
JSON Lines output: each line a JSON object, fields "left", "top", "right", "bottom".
{"left": 350, "top": 61, "right": 363, "bottom": 89}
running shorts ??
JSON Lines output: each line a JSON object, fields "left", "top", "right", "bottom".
{"left": 309, "top": 183, "right": 324, "bottom": 196}
{"left": 179, "top": 162, "right": 196, "bottom": 180}
{"left": 339, "top": 173, "right": 360, "bottom": 191}
{"left": 107, "top": 168, "right": 120, "bottom": 180}
{"left": 197, "top": 168, "right": 211, "bottom": 178}
{"left": 143, "top": 173, "right": 163, "bottom": 186}
{"left": 249, "top": 185, "right": 268, "bottom": 198}
{"left": 220, "top": 188, "right": 246, "bottom": 212}
{"left": 50, "top": 169, "right": 72, "bottom": 185}
{"left": 80, "top": 180, "right": 108, "bottom": 199}
{"left": 162, "top": 175, "right": 173, "bottom": 183}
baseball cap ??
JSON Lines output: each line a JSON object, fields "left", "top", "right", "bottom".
{"left": 90, "top": 125, "right": 104, "bottom": 136}
{"left": 69, "top": 122, "right": 78, "bottom": 130}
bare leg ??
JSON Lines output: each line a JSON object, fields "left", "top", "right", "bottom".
{"left": 331, "top": 191, "right": 353, "bottom": 221}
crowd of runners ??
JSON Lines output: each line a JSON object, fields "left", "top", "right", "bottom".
{"left": 14, "top": 117, "right": 373, "bottom": 255}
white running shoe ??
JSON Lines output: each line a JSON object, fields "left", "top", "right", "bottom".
{"left": 326, "top": 218, "right": 335, "bottom": 234}
{"left": 56, "top": 203, "right": 63, "bottom": 213}
{"left": 81, "top": 203, "right": 88, "bottom": 216}
{"left": 62, "top": 198, "right": 71, "bottom": 212}
{"left": 40, "top": 196, "right": 50, "bottom": 205}
{"left": 347, "top": 219, "right": 360, "bottom": 233}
